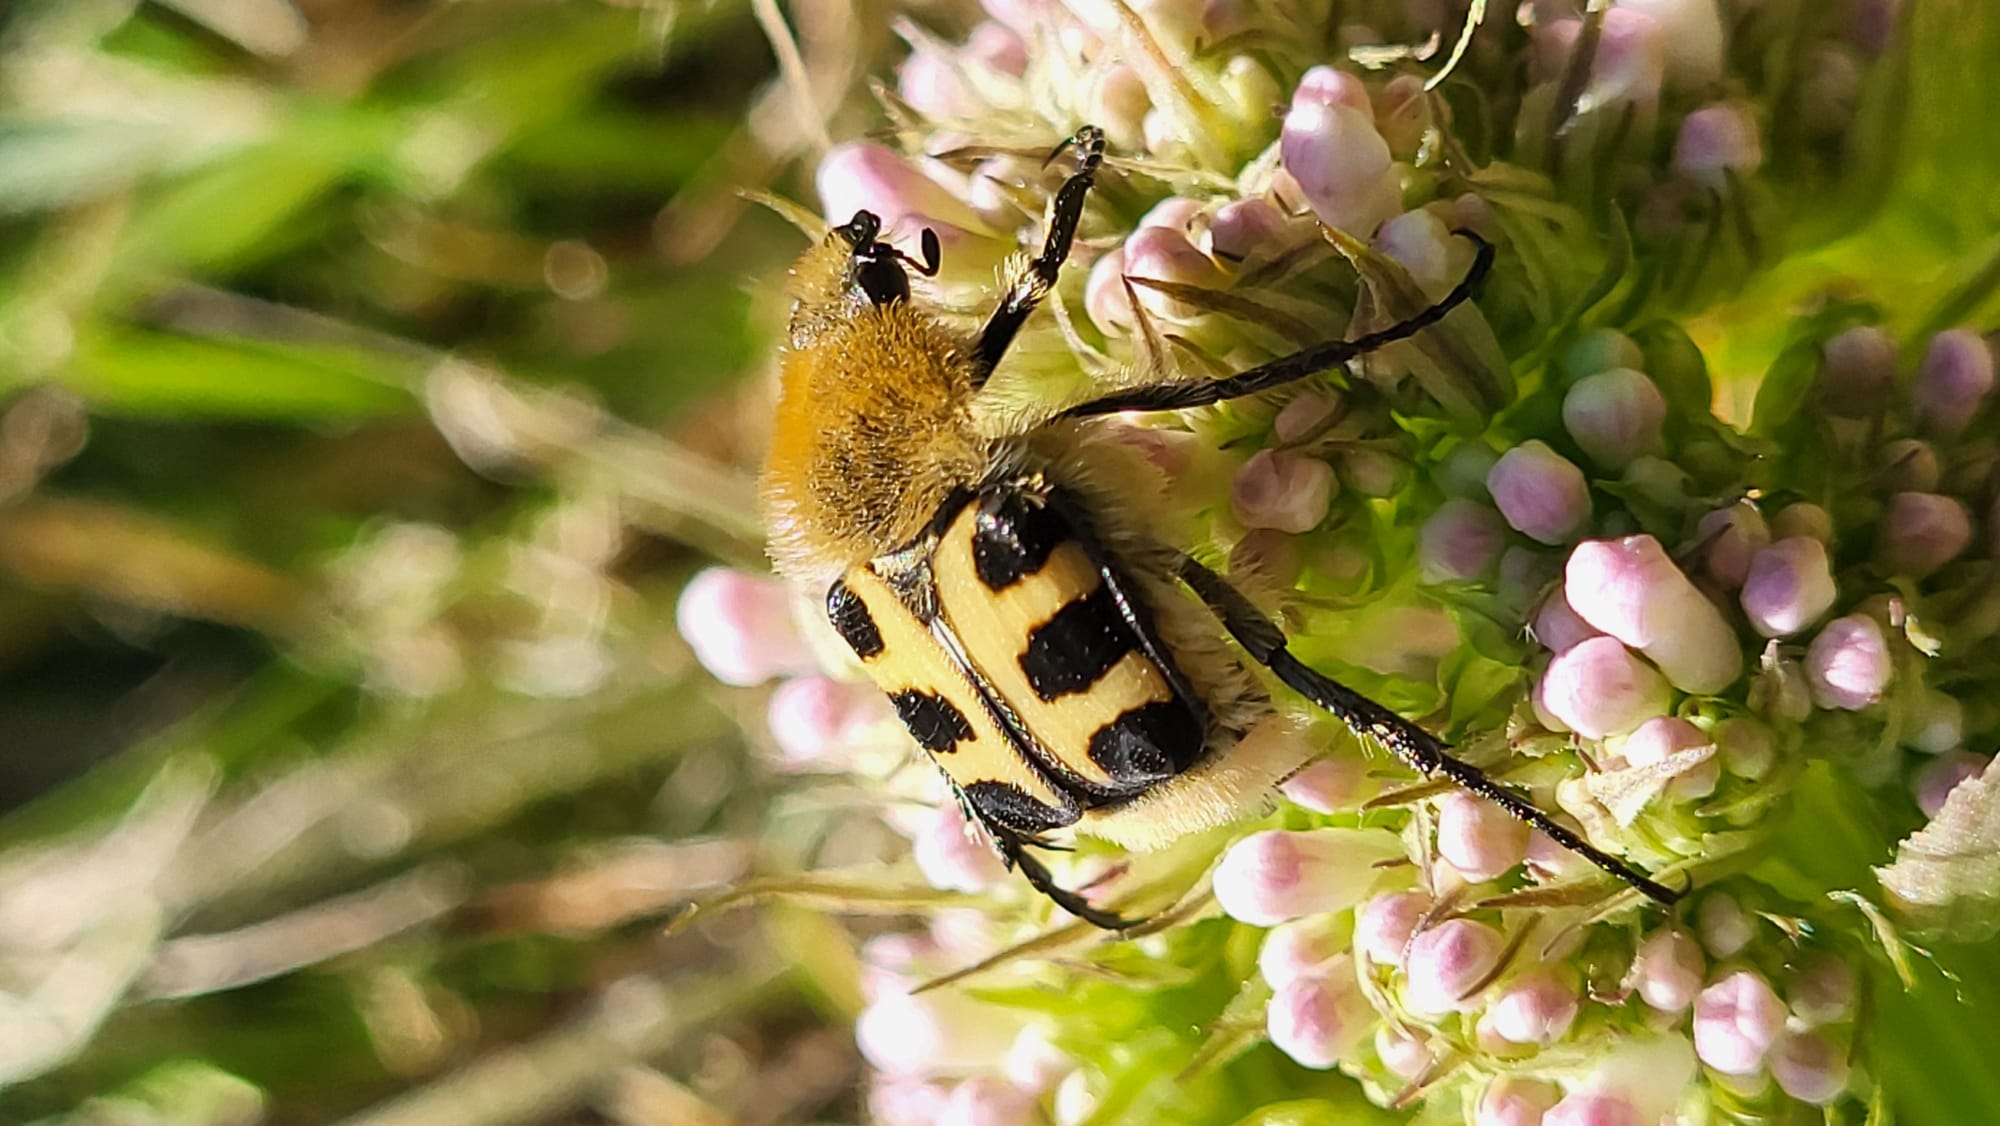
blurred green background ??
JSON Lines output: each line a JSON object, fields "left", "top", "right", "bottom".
{"left": 0, "top": 1, "right": 900, "bottom": 1121}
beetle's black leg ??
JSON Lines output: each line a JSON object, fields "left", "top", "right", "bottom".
{"left": 949, "top": 780, "right": 1137, "bottom": 929}
{"left": 997, "top": 832, "right": 1141, "bottom": 930}
{"left": 972, "top": 125, "right": 1106, "bottom": 386}
{"left": 1173, "top": 555, "right": 1683, "bottom": 907}
{"left": 1059, "top": 231, "right": 1495, "bottom": 419}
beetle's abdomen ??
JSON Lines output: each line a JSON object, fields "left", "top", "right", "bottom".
{"left": 826, "top": 486, "right": 1208, "bottom": 836}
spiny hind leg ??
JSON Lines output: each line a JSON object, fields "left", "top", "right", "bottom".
{"left": 1172, "top": 554, "right": 1683, "bottom": 906}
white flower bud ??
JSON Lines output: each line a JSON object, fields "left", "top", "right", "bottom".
{"left": 1694, "top": 969, "right": 1787, "bottom": 1076}
{"left": 1213, "top": 828, "right": 1403, "bottom": 925}
{"left": 1566, "top": 535, "right": 1743, "bottom": 694}
{"left": 1563, "top": 368, "right": 1668, "bottom": 469}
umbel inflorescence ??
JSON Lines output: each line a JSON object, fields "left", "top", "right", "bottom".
{"left": 676, "top": 0, "right": 1994, "bottom": 1121}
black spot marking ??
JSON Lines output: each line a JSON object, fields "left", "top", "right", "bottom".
{"left": 1088, "top": 700, "right": 1205, "bottom": 785}
{"left": 964, "top": 780, "right": 1079, "bottom": 834}
{"left": 826, "top": 579, "right": 883, "bottom": 660}
{"left": 1020, "top": 586, "right": 1136, "bottom": 701}
{"left": 890, "top": 689, "right": 975, "bottom": 754}
{"left": 972, "top": 490, "right": 1070, "bottom": 591}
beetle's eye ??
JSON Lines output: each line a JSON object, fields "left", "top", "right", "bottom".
{"left": 854, "top": 253, "right": 910, "bottom": 307}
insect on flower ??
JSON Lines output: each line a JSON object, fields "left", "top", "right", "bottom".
{"left": 760, "top": 125, "right": 1680, "bottom": 927}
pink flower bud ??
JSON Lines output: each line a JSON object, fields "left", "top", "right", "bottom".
{"left": 1878, "top": 438, "right": 1941, "bottom": 493}
{"left": 1487, "top": 970, "right": 1580, "bottom": 1045}
{"left": 1291, "top": 64, "right": 1371, "bottom": 113}
{"left": 1419, "top": 498, "right": 1506, "bottom": 583}
{"left": 1232, "top": 450, "right": 1338, "bottom": 534}
{"left": 1489, "top": 441, "right": 1592, "bottom": 545}
{"left": 1913, "top": 750, "right": 1985, "bottom": 818}
{"left": 911, "top": 804, "right": 1007, "bottom": 892}
{"left": 870, "top": 1076, "right": 953, "bottom": 1126}
{"left": 1084, "top": 246, "right": 1134, "bottom": 334}
{"left": 941, "top": 1077, "right": 1038, "bottom": 1126}
{"left": 1272, "top": 388, "right": 1342, "bottom": 444}
{"left": 1137, "top": 195, "right": 1205, "bottom": 233}
{"left": 1543, "top": 1093, "right": 1639, "bottom": 1126}
{"left": 1537, "top": 10, "right": 1666, "bottom": 111}
{"left": 766, "top": 676, "right": 891, "bottom": 765}
{"left": 1786, "top": 952, "right": 1857, "bottom": 1026}
{"left": 1881, "top": 491, "right": 1972, "bottom": 578}
{"left": 1714, "top": 717, "right": 1778, "bottom": 780}
{"left": 1806, "top": 614, "right": 1892, "bottom": 710}
{"left": 1770, "top": 1031, "right": 1852, "bottom": 1105}
{"left": 898, "top": 49, "right": 973, "bottom": 119}
{"left": 1372, "top": 208, "right": 1465, "bottom": 299}
{"left": 1122, "top": 224, "right": 1223, "bottom": 322}
{"left": 1914, "top": 328, "right": 1996, "bottom": 436}
{"left": 1694, "top": 969, "right": 1787, "bottom": 1075}
{"left": 1259, "top": 915, "right": 1348, "bottom": 988}
{"left": 816, "top": 143, "right": 986, "bottom": 251}
{"left": 1697, "top": 502, "right": 1771, "bottom": 589}
{"left": 1476, "top": 1077, "right": 1561, "bottom": 1126}
{"left": 1267, "top": 970, "right": 1370, "bottom": 1068}
{"left": 1279, "top": 96, "right": 1399, "bottom": 236}
{"left": 1631, "top": 928, "right": 1706, "bottom": 1013}
{"left": 857, "top": 989, "right": 1023, "bottom": 1075}
{"left": 1697, "top": 893, "right": 1755, "bottom": 958}
{"left": 1538, "top": 636, "right": 1673, "bottom": 738}
{"left": 1533, "top": 586, "right": 1604, "bottom": 653}
{"left": 1375, "top": 1023, "right": 1432, "bottom": 1080}
{"left": 1673, "top": 102, "right": 1763, "bottom": 191}
{"left": 1214, "top": 828, "right": 1403, "bottom": 925}
{"left": 1373, "top": 74, "right": 1429, "bottom": 157}
{"left": 1740, "top": 537, "right": 1837, "bottom": 638}
{"left": 1084, "top": 65, "right": 1151, "bottom": 151}
{"left": 1621, "top": 716, "right": 1719, "bottom": 801}
{"left": 1210, "top": 196, "right": 1288, "bottom": 261}
{"left": 676, "top": 567, "right": 818, "bottom": 687}
{"left": 1526, "top": 826, "right": 1596, "bottom": 883}
{"left": 1355, "top": 890, "right": 1431, "bottom": 967}
{"left": 1435, "top": 791, "right": 1531, "bottom": 883}
{"left": 1771, "top": 501, "right": 1835, "bottom": 544}
{"left": 1566, "top": 535, "right": 1742, "bottom": 694}
{"left": 1564, "top": 368, "right": 1667, "bottom": 469}
{"left": 979, "top": 0, "right": 1048, "bottom": 37}
{"left": 1818, "top": 326, "right": 1896, "bottom": 417}
{"left": 966, "top": 22, "right": 1027, "bottom": 73}
{"left": 1908, "top": 688, "right": 1963, "bottom": 754}
{"left": 1403, "top": 918, "right": 1505, "bottom": 1016}
{"left": 1278, "top": 755, "right": 1364, "bottom": 814}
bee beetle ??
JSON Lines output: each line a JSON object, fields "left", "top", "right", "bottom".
{"left": 761, "top": 126, "right": 1679, "bottom": 927}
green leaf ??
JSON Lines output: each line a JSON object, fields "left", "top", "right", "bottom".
{"left": 1876, "top": 753, "right": 2000, "bottom": 943}
{"left": 61, "top": 327, "right": 416, "bottom": 419}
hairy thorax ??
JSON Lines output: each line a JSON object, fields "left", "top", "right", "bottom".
{"left": 761, "top": 302, "right": 989, "bottom": 580}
